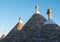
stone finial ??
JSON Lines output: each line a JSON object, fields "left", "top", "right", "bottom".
{"left": 47, "top": 9, "right": 52, "bottom": 19}
{"left": 0, "top": 31, "right": 6, "bottom": 40}
{"left": 19, "top": 16, "right": 23, "bottom": 23}
{"left": 44, "top": 9, "right": 56, "bottom": 25}
{"left": 19, "top": 16, "right": 22, "bottom": 20}
{"left": 35, "top": 5, "right": 40, "bottom": 13}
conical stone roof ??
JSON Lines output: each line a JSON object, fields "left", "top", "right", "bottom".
{"left": 12, "top": 5, "right": 46, "bottom": 42}
{"left": 30, "top": 9, "right": 60, "bottom": 42}
{"left": 31, "top": 24, "right": 60, "bottom": 42}
{"left": 1, "top": 17, "right": 24, "bottom": 42}
{"left": 13, "top": 12, "right": 46, "bottom": 42}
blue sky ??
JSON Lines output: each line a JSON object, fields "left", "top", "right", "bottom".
{"left": 0, "top": 0, "right": 60, "bottom": 37}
